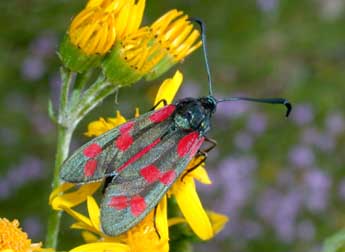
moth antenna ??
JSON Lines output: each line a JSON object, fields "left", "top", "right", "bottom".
{"left": 217, "top": 97, "right": 292, "bottom": 117}
{"left": 189, "top": 18, "right": 213, "bottom": 96}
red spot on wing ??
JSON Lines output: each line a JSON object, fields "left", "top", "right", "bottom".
{"left": 117, "top": 138, "right": 161, "bottom": 173}
{"left": 108, "top": 196, "right": 129, "bottom": 210}
{"left": 149, "top": 105, "right": 175, "bottom": 123}
{"left": 189, "top": 137, "right": 205, "bottom": 158}
{"left": 84, "top": 159, "right": 98, "bottom": 177}
{"left": 177, "top": 132, "right": 200, "bottom": 157}
{"left": 160, "top": 170, "right": 176, "bottom": 185}
{"left": 140, "top": 165, "right": 161, "bottom": 183}
{"left": 115, "top": 134, "right": 133, "bottom": 151}
{"left": 83, "top": 143, "right": 102, "bottom": 158}
{"left": 116, "top": 121, "right": 135, "bottom": 151}
{"left": 130, "top": 195, "right": 146, "bottom": 217}
{"left": 120, "top": 121, "right": 135, "bottom": 134}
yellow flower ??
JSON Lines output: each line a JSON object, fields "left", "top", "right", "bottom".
{"left": 102, "top": 9, "right": 202, "bottom": 84}
{"left": 69, "top": 0, "right": 145, "bottom": 55}
{"left": 50, "top": 71, "right": 228, "bottom": 249}
{"left": 0, "top": 218, "right": 52, "bottom": 252}
{"left": 145, "top": 10, "right": 202, "bottom": 80}
{"left": 59, "top": 0, "right": 145, "bottom": 72}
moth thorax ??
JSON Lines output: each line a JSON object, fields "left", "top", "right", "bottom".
{"left": 174, "top": 105, "right": 208, "bottom": 132}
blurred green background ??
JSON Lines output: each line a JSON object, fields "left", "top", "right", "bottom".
{"left": 1, "top": 0, "right": 345, "bottom": 251}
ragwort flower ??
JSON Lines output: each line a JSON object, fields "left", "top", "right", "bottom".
{"left": 50, "top": 71, "right": 227, "bottom": 249}
{"left": 59, "top": 0, "right": 202, "bottom": 84}
{"left": 0, "top": 218, "right": 51, "bottom": 252}
{"left": 103, "top": 10, "right": 202, "bottom": 85}
{"left": 59, "top": 0, "right": 145, "bottom": 72}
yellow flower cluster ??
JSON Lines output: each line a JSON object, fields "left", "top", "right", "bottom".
{"left": 69, "top": 0, "right": 145, "bottom": 55}
{"left": 0, "top": 218, "right": 50, "bottom": 252}
{"left": 50, "top": 71, "right": 228, "bottom": 251}
{"left": 60, "top": 0, "right": 202, "bottom": 82}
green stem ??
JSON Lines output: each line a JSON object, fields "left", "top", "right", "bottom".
{"left": 45, "top": 70, "right": 119, "bottom": 248}
{"left": 59, "top": 68, "right": 73, "bottom": 122}
{"left": 45, "top": 67, "right": 75, "bottom": 248}
{"left": 45, "top": 125, "right": 73, "bottom": 248}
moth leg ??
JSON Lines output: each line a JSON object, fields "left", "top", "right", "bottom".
{"left": 180, "top": 138, "right": 217, "bottom": 181}
{"left": 150, "top": 99, "right": 168, "bottom": 111}
{"left": 153, "top": 204, "right": 161, "bottom": 239}
{"left": 203, "top": 137, "right": 217, "bottom": 153}
{"left": 181, "top": 152, "right": 207, "bottom": 182}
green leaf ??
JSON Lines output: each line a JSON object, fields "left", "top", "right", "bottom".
{"left": 322, "top": 229, "right": 345, "bottom": 252}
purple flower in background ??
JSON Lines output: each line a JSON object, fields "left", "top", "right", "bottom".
{"left": 234, "top": 131, "right": 254, "bottom": 151}
{"left": 257, "top": 188, "right": 280, "bottom": 222}
{"left": 31, "top": 111, "right": 54, "bottom": 135}
{"left": 277, "top": 169, "right": 296, "bottom": 187}
{"left": 315, "top": 133, "right": 336, "bottom": 152}
{"left": 257, "top": 0, "right": 278, "bottom": 13}
{"left": 288, "top": 144, "right": 314, "bottom": 168}
{"left": 303, "top": 168, "right": 331, "bottom": 212}
{"left": 0, "top": 156, "right": 45, "bottom": 200}
{"left": 7, "top": 156, "right": 44, "bottom": 186}
{"left": 246, "top": 113, "right": 267, "bottom": 135}
{"left": 21, "top": 56, "right": 45, "bottom": 81}
{"left": 30, "top": 32, "right": 57, "bottom": 57}
{"left": 217, "top": 155, "right": 257, "bottom": 214}
{"left": 302, "top": 128, "right": 335, "bottom": 152}
{"left": 326, "top": 112, "right": 345, "bottom": 136}
{"left": 302, "top": 128, "right": 336, "bottom": 152}
{"left": 21, "top": 32, "right": 57, "bottom": 81}
{"left": 291, "top": 103, "right": 314, "bottom": 126}
{"left": 302, "top": 127, "right": 320, "bottom": 145}
{"left": 22, "top": 217, "right": 43, "bottom": 239}
{"left": 0, "top": 180, "right": 11, "bottom": 199}
{"left": 257, "top": 188, "right": 302, "bottom": 243}
{"left": 297, "top": 220, "right": 315, "bottom": 241}
{"left": 240, "top": 220, "right": 263, "bottom": 240}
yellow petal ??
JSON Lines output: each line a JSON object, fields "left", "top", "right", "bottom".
{"left": 107, "top": 110, "right": 127, "bottom": 127}
{"left": 63, "top": 207, "right": 93, "bottom": 228}
{"left": 49, "top": 182, "right": 74, "bottom": 204}
{"left": 188, "top": 165, "right": 212, "bottom": 185}
{"left": 153, "top": 70, "right": 183, "bottom": 108}
{"left": 87, "top": 196, "right": 101, "bottom": 230}
{"left": 84, "top": 117, "right": 114, "bottom": 137}
{"left": 207, "top": 211, "right": 229, "bottom": 235}
{"left": 155, "top": 196, "right": 169, "bottom": 240}
{"left": 38, "top": 249, "right": 55, "bottom": 252}
{"left": 173, "top": 178, "right": 213, "bottom": 240}
{"left": 81, "top": 231, "right": 99, "bottom": 243}
{"left": 70, "top": 221, "right": 102, "bottom": 235}
{"left": 167, "top": 216, "right": 185, "bottom": 227}
{"left": 134, "top": 107, "right": 140, "bottom": 118}
{"left": 70, "top": 242, "right": 130, "bottom": 252}
{"left": 51, "top": 182, "right": 101, "bottom": 210}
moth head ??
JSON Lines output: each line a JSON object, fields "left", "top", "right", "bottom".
{"left": 174, "top": 97, "right": 215, "bottom": 133}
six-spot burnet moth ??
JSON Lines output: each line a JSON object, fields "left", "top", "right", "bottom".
{"left": 60, "top": 19, "right": 292, "bottom": 236}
